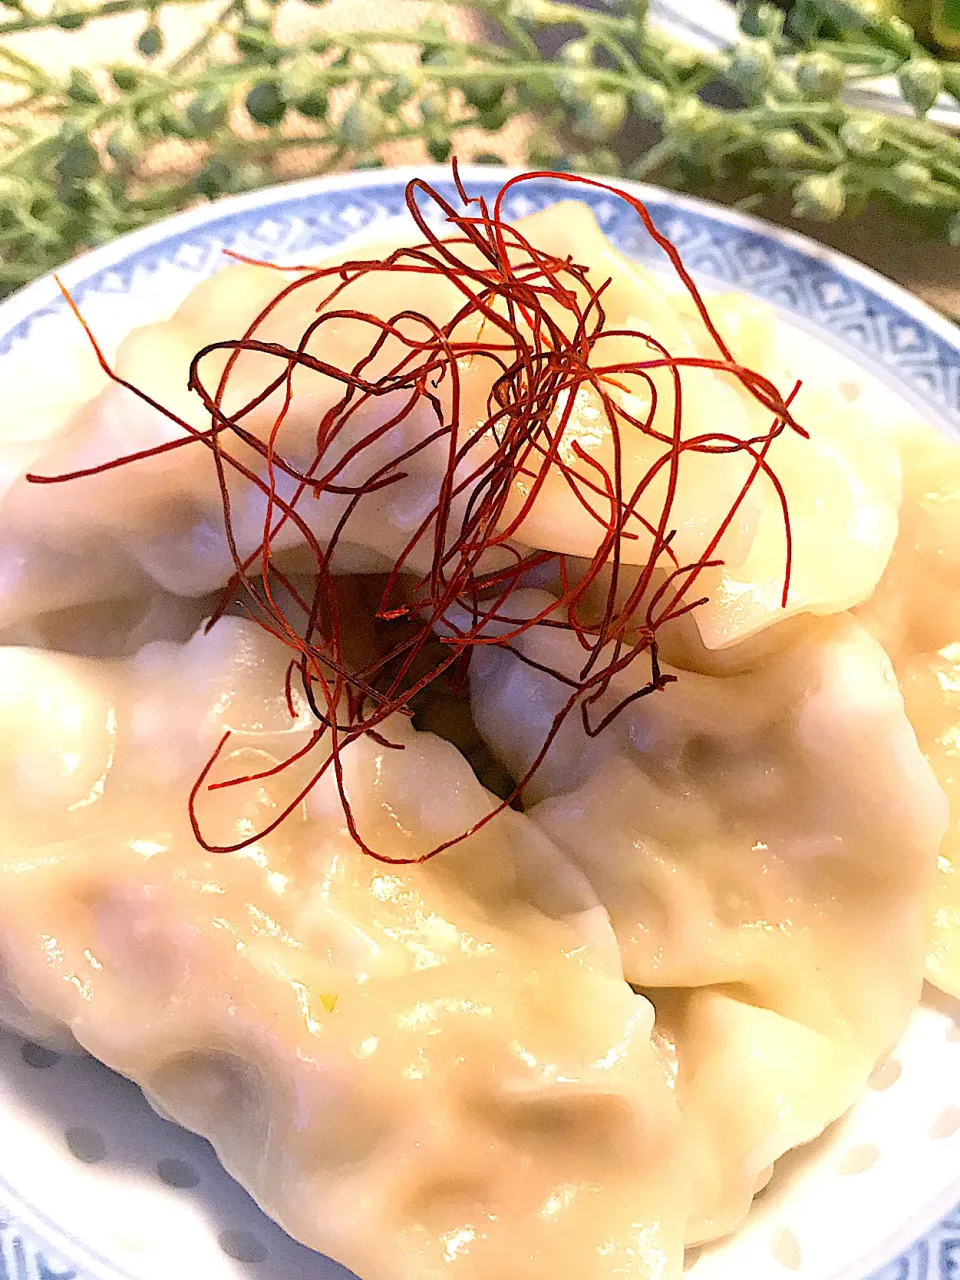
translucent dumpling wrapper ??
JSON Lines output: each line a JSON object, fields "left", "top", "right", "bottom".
{"left": 0, "top": 178, "right": 941, "bottom": 1277}
{"left": 463, "top": 590, "right": 945, "bottom": 1240}
{"left": 855, "top": 419, "right": 960, "bottom": 998}
{"left": 0, "top": 203, "right": 793, "bottom": 628}
{"left": 667, "top": 291, "right": 904, "bottom": 650}
{"left": 0, "top": 616, "right": 690, "bottom": 1280}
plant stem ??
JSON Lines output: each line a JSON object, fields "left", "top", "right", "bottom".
{"left": 0, "top": 0, "right": 204, "bottom": 36}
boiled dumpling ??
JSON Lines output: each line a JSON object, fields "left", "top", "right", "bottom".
{"left": 0, "top": 616, "right": 689, "bottom": 1280}
{"left": 669, "top": 291, "right": 904, "bottom": 650}
{"left": 0, "top": 204, "right": 781, "bottom": 627}
{"left": 0, "top": 204, "right": 905, "bottom": 679}
{"left": 465, "top": 590, "right": 945, "bottom": 1238}
{"left": 855, "top": 420, "right": 960, "bottom": 997}
{"left": 0, "top": 183, "right": 946, "bottom": 1277}
{"left": 481, "top": 203, "right": 763, "bottom": 571}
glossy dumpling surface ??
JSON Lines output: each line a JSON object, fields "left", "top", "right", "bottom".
{"left": 856, "top": 420, "right": 960, "bottom": 997}
{"left": 466, "top": 592, "right": 945, "bottom": 1239}
{"left": 669, "top": 292, "right": 904, "bottom": 651}
{"left": 0, "top": 617, "right": 689, "bottom": 1280}
{"left": 0, "top": 206, "right": 869, "bottom": 631}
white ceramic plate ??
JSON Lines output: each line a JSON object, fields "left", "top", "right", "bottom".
{"left": 649, "top": 0, "right": 960, "bottom": 130}
{"left": 0, "top": 167, "right": 960, "bottom": 1280}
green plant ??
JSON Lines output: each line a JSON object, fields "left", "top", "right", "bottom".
{"left": 1, "top": 0, "right": 959, "bottom": 298}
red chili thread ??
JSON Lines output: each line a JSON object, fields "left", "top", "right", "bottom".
{"left": 30, "top": 166, "right": 804, "bottom": 863}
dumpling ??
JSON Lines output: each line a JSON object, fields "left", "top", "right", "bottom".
{"left": 465, "top": 590, "right": 945, "bottom": 1239}
{"left": 0, "top": 179, "right": 938, "bottom": 1274}
{"left": 0, "top": 203, "right": 788, "bottom": 627}
{"left": 0, "top": 616, "right": 689, "bottom": 1280}
{"left": 691, "top": 383, "right": 902, "bottom": 650}
{"left": 855, "top": 420, "right": 960, "bottom": 997}
{"left": 481, "top": 203, "right": 764, "bottom": 571}
{"left": 669, "top": 291, "right": 903, "bottom": 651}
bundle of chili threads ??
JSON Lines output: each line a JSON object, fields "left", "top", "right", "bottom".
{"left": 30, "top": 166, "right": 804, "bottom": 863}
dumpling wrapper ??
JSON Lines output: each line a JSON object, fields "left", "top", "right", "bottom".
{"left": 0, "top": 205, "right": 779, "bottom": 626}
{"left": 670, "top": 292, "right": 904, "bottom": 651}
{"left": 464, "top": 591, "right": 945, "bottom": 1240}
{"left": 2, "top": 204, "right": 906, "bottom": 677}
{"left": 0, "top": 616, "right": 689, "bottom": 1280}
{"left": 855, "top": 419, "right": 960, "bottom": 997}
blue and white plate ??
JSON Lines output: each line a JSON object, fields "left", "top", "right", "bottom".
{"left": 0, "top": 167, "right": 959, "bottom": 1280}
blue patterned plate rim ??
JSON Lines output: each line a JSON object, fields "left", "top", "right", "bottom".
{"left": 0, "top": 165, "right": 959, "bottom": 1280}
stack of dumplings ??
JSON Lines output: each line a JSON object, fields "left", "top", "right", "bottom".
{"left": 0, "top": 201, "right": 956, "bottom": 1280}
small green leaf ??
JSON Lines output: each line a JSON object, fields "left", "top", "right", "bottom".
{"left": 573, "top": 91, "right": 627, "bottom": 142}
{"left": 194, "top": 157, "right": 233, "bottom": 198}
{"left": 338, "top": 99, "right": 383, "bottom": 148}
{"left": 897, "top": 58, "right": 943, "bottom": 116}
{"left": 137, "top": 24, "right": 163, "bottom": 59}
{"left": 56, "top": 175, "right": 92, "bottom": 208}
{"left": 236, "top": 26, "right": 279, "bottom": 62}
{"left": 559, "top": 39, "right": 592, "bottom": 68}
{"left": 762, "top": 129, "right": 812, "bottom": 165}
{"left": 662, "top": 45, "right": 702, "bottom": 80}
{"left": 419, "top": 95, "right": 444, "bottom": 124}
{"left": 52, "top": 3, "right": 87, "bottom": 30}
{"left": 283, "top": 56, "right": 317, "bottom": 97}
{"left": 297, "top": 87, "right": 329, "bottom": 120}
{"left": 106, "top": 124, "right": 141, "bottom": 168}
{"left": 887, "top": 159, "right": 936, "bottom": 202}
{"left": 785, "top": 0, "right": 824, "bottom": 42}
{"left": 840, "top": 118, "right": 884, "bottom": 156}
{"left": 725, "top": 38, "right": 776, "bottom": 102}
{"left": 792, "top": 171, "right": 846, "bottom": 220}
{"left": 738, "top": 2, "right": 784, "bottom": 40}
{"left": 516, "top": 68, "right": 556, "bottom": 107}
{"left": 0, "top": 178, "right": 31, "bottom": 210}
{"left": 66, "top": 68, "right": 99, "bottom": 104}
{"left": 421, "top": 45, "right": 458, "bottom": 69}
{"left": 379, "top": 77, "right": 415, "bottom": 115}
{"left": 110, "top": 65, "right": 142, "bottom": 92}
{"left": 56, "top": 141, "right": 99, "bottom": 181}
{"left": 187, "top": 88, "right": 229, "bottom": 136}
{"left": 795, "top": 51, "right": 844, "bottom": 101}
{"left": 417, "top": 15, "right": 447, "bottom": 47}
{"left": 245, "top": 80, "right": 286, "bottom": 127}
{"left": 230, "top": 162, "right": 268, "bottom": 192}
{"left": 378, "top": 76, "right": 414, "bottom": 115}
{"left": 527, "top": 144, "right": 562, "bottom": 169}
{"left": 556, "top": 67, "right": 590, "bottom": 107}
{"left": 156, "top": 105, "right": 194, "bottom": 139}
{"left": 464, "top": 76, "right": 504, "bottom": 112}
{"left": 585, "top": 148, "right": 622, "bottom": 176}
{"left": 631, "top": 80, "right": 671, "bottom": 120}
{"left": 478, "top": 103, "right": 510, "bottom": 133}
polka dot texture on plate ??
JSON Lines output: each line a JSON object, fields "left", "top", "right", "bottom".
{"left": 2, "top": 992, "right": 960, "bottom": 1280}
{"left": 677, "top": 989, "right": 960, "bottom": 1279}
{"left": 0, "top": 1026, "right": 356, "bottom": 1279}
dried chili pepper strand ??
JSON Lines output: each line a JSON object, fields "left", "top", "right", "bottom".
{"left": 34, "top": 171, "right": 802, "bottom": 863}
